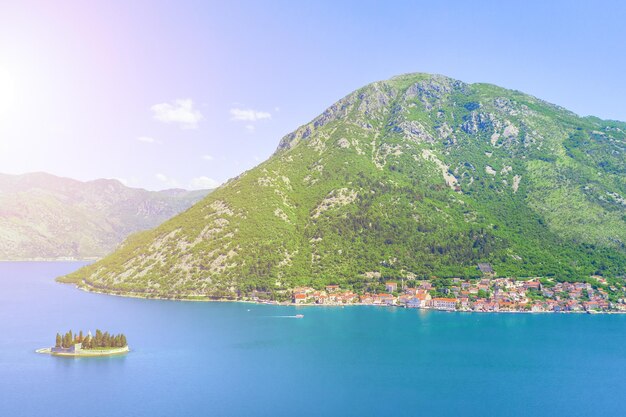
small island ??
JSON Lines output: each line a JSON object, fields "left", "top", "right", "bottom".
{"left": 37, "top": 329, "right": 129, "bottom": 357}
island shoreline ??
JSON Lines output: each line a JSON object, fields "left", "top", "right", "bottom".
{"left": 36, "top": 346, "right": 129, "bottom": 357}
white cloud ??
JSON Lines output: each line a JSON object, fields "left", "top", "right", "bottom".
{"left": 201, "top": 154, "right": 214, "bottom": 161}
{"left": 189, "top": 176, "right": 221, "bottom": 190}
{"left": 155, "top": 173, "right": 180, "bottom": 188}
{"left": 229, "top": 108, "right": 272, "bottom": 122}
{"left": 151, "top": 99, "right": 204, "bottom": 129}
{"left": 137, "top": 136, "right": 156, "bottom": 143}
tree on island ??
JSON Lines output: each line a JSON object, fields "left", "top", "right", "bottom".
{"left": 55, "top": 329, "right": 128, "bottom": 349}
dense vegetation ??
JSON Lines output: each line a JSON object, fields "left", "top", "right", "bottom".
{"left": 61, "top": 73, "right": 626, "bottom": 298}
{"left": 55, "top": 329, "right": 127, "bottom": 349}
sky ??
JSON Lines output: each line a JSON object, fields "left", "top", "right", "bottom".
{"left": 1, "top": 0, "right": 625, "bottom": 191}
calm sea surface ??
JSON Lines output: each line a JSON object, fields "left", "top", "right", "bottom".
{"left": 1, "top": 262, "right": 626, "bottom": 417}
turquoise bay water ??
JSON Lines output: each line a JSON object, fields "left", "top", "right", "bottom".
{"left": 2, "top": 262, "right": 626, "bottom": 417}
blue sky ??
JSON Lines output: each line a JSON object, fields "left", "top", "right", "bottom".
{"left": 1, "top": 0, "right": 625, "bottom": 190}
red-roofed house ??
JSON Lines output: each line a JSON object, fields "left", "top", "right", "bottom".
{"left": 326, "top": 285, "right": 340, "bottom": 293}
{"left": 430, "top": 298, "right": 458, "bottom": 311}
{"left": 525, "top": 281, "right": 541, "bottom": 290}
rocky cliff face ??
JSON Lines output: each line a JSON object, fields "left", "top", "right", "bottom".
{"left": 0, "top": 172, "right": 210, "bottom": 259}
{"left": 62, "top": 73, "right": 626, "bottom": 297}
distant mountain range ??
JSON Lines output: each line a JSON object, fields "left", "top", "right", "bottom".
{"left": 0, "top": 172, "right": 211, "bottom": 260}
{"left": 63, "top": 73, "right": 626, "bottom": 299}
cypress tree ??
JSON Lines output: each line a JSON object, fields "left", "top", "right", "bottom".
{"left": 53, "top": 329, "right": 127, "bottom": 349}
{"left": 83, "top": 334, "right": 91, "bottom": 349}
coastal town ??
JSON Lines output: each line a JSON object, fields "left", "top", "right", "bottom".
{"left": 276, "top": 268, "right": 626, "bottom": 313}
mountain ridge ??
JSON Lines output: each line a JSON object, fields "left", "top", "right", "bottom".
{"left": 62, "top": 73, "right": 626, "bottom": 298}
{"left": 0, "top": 172, "right": 211, "bottom": 260}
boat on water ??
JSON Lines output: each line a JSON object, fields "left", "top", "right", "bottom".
{"left": 295, "top": 314, "right": 304, "bottom": 319}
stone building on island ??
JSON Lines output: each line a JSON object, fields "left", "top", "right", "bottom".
{"left": 51, "top": 342, "right": 82, "bottom": 354}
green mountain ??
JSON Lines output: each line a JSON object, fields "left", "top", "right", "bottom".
{"left": 0, "top": 172, "right": 210, "bottom": 260}
{"left": 62, "top": 73, "right": 626, "bottom": 298}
